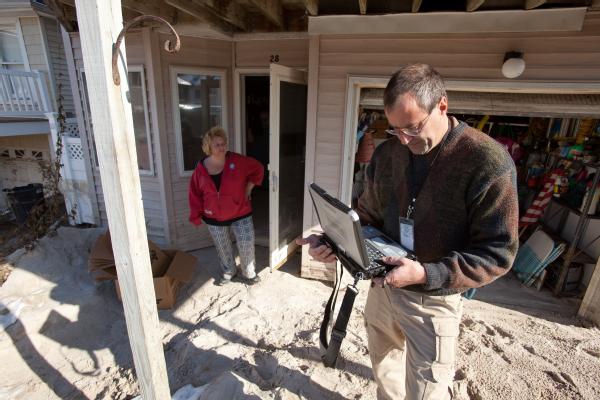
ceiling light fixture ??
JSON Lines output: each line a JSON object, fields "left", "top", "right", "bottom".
{"left": 502, "top": 51, "right": 526, "bottom": 79}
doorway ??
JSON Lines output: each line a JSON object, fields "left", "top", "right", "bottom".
{"left": 242, "top": 75, "right": 270, "bottom": 246}
{"left": 238, "top": 66, "right": 308, "bottom": 270}
{"left": 267, "top": 64, "right": 307, "bottom": 270}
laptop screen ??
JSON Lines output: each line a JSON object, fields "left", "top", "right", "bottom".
{"left": 309, "top": 185, "right": 366, "bottom": 267}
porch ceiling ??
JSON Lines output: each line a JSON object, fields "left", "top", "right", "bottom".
{"left": 52, "top": 0, "right": 598, "bottom": 34}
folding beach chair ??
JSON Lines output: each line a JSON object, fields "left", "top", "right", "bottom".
{"left": 512, "top": 228, "right": 566, "bottom": 287}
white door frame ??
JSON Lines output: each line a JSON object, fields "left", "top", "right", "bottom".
{"left": 170, "top": 66, "right": 228, "bottom": 177}
{"left": 340, "top": 76, "right": 600, "bottom": 206}
{"left": 269, "top": 63, "right": 308, "bottom": 271}
{"left": 340, "top": 76, "right": 389, "bottom": 206}
{"left": 233, "top": 68, "right": 269, "bottom": 154}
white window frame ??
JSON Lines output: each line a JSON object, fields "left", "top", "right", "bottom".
{"left": 128, "top": 65, "right": 154, "bottom": 176}
{"left": 0, "top": 17, "right": 28, "bottom": 71}
{"left": 170, "top": 66, "right": 228, "bottom": 177}
{"left": 77, "top": 67, "right": 100, "bottom": 169}
{"left": 77, "top": 69, "right": 99, "bottom": 169}
{"left": 79, "top": 67, "right": 154, "bottom": 175}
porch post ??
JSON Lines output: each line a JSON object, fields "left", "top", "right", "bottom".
{"left": 73, "top": 0, "right": 170, "bottom": 398}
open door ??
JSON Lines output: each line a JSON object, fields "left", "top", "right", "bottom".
{"left": 269, "top": 64, "right": 308, "bottom": 271}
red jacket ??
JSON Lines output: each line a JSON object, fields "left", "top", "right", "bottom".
{"left": 188, "top": 152, "right": 264, "bottom": 225}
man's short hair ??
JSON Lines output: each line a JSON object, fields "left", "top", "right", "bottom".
{"left": 202, "top": 126, "right": 228, "bottom": 155}
{"left": 383, "top": 64, "right": 447, "bottom": 113}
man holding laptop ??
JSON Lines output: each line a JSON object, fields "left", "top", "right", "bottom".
{"left": 298, "top": 64, "right": 518, "bottom": 399}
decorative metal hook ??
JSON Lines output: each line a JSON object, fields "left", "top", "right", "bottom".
{"left": 112, "top": 15, "right": 181, "bottom": 85}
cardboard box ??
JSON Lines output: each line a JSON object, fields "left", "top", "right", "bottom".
{"left": 115, "top": 250, "right": 197, "bottom": 309}
{"left": 88, "top": 231, "right": 171, "bottom": 279}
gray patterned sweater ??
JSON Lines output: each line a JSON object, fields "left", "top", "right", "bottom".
{"left": 357, "top": 120, "right": 519, "bottom": 296}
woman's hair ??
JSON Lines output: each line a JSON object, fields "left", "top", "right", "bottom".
{"left": 202, "top": 126, "right": 228, "bottom": 155}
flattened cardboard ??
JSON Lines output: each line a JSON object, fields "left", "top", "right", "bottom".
{"left": 90, "top": 267, "right": 117, "bottom": 281}
{"left": 88, "top": 231, "right": 170, "bottom": 278}
{"left": 114, "top": 250, "right": 197, "bottom": 309}
{"left": 148, "top": 243, "right": 170, "bottom": 277}
{"left": 162, "top": 250, "right": 196, "bottom": 283}
{"left": 89, "top": 233, "right": 114, "bottom": 267}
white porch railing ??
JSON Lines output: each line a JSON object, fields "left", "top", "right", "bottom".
{"left": 0, "top": 69, "right": 52, "bottom": 117}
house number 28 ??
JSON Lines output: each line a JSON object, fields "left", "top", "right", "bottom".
{"left": 270, "top": 54, "right": 280, "bottom": 63}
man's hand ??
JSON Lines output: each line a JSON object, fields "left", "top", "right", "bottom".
{"left": 296, "top": 234, "right": 337, "bottom": 263}
{"left": 372, "top": 257, "right": 427, "bottom": 288}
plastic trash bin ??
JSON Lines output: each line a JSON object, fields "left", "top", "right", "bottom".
{"left": 3, "top": 183, "right": 44, "bottom": 224}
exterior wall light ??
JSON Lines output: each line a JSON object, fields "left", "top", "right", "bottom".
{"left": 502, "top": 51, "right": 526, "bottom": 79}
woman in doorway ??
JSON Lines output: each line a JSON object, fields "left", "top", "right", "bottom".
{"left": 188, "top": 127, "right": 264, "bottom": 285}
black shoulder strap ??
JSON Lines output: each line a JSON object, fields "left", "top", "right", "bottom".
{"left": 319, "top": 265, "right": 360, "bottom": 368}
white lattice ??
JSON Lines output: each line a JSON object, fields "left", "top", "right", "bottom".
{"left": 65, "top": 119, "right": 80, "bottom": 138}
{"left": 67, "top": 143, "right": 83, "bottom": 160}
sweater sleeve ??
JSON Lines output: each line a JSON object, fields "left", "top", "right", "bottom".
{"left": 422, "top": 169, "right": 519, "bottom": 290}
{"left": 188, "top": 169, "right": 204, "bottom": 226}
{"left": 246, "top": 156, "right": 265, "bottom": 186}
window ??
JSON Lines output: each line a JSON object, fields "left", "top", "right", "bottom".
{"left": 128, "top": 66, "right": 153, "bottom": 174}
{"left": 171, "top": 67, "right": 226, "bottom": 174}
{"left": 79, "top": 68, "right": 154, "bottom": 174}
{"left": 78, "top": 70, "right": 99, "bottom": 167}
{"left": 0, "top": 29, "right": 24, "bottom": 70}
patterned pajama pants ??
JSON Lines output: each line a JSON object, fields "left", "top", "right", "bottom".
{"left": 206, "top": 216, "right": 256, "bottom": 280}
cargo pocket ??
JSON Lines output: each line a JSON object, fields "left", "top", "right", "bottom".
{"left": 433, "top": 316, "right": 459, "bottom": 366}
{"left": 423, "top": 316, "right": 459, "bottom": 400}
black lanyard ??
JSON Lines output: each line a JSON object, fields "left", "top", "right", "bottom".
{"left": 406, "top": 117, "right": 452, "bottom": 219}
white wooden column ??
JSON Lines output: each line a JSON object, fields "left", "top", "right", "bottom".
{"left": 73, "top": 1, "right": 170, "bottom": 398}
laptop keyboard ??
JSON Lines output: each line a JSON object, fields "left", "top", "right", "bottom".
{"left": 365, "top": 243, "right": 385, "bottom": 267}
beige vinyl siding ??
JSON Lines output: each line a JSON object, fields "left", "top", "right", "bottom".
{"left": 235, "top": 38, "right": 308, "bottom": 68}
{"left": 40, "top": 16, "right": 74, "bottom": 116}
{"left": 0, "top": 134, "right": 49, "bottom": 150}
{"left": 303, "top": 13, "right": 600, "bottom": 278}
{"left": 312, "top": 12, "right": 600, "bottom": 204}
{"left": 70, "top": 32, "right": 167, "bottom": 245}
{"left": 159, "top": 34, "right": 233, "bottom": 251}
{"left": 19, "top": 17, "right": 46, "bottom": 73}
{"left": 2, "top": 0, "right": 31, "bottom": 5}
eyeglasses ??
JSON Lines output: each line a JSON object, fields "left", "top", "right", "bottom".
{"left": 385, "top": 111, "right": 433, "bottom": 137}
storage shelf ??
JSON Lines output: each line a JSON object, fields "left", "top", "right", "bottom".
{"left": 540, "top": 222, "right": 596, "bottom": 265}
{"left": 551, "top": 197, "right": 600, "bottom": 220}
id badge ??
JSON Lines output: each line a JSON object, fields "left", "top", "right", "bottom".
{"left": 399, "top": 217, "right": 415, "bottom": 252}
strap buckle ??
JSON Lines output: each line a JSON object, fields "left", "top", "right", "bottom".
{"left": 331, "top": 328, "right": 346, "bottom": 342}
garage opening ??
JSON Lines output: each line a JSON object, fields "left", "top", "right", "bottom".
{"left": 350, "top": 85, "right": 600, "bottom": 295}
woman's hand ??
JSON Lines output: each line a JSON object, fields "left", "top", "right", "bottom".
{"left": 245, "top": 182, "right": 255, "bottom": 200}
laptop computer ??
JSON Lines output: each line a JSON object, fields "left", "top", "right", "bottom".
{"left": 308, "top": 183, "right": 411, "bottom": 278}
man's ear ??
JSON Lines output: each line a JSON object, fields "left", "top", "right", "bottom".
{"left": 438, "top": 97, "right": 448, "bottom": 114}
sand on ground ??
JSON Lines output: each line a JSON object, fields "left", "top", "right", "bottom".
{"left": 0, "top": 227, "right": 599, "bottom": 399}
